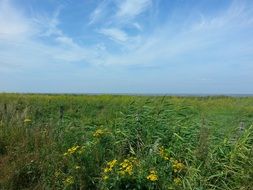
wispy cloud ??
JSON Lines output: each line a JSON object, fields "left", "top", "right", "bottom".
{"left": 89, "top": 0, "right": 152, "bottom": 43}
{"left": 0, "top": 0, "right": 35, "bottom": 40}
{"left": 89, "top": 0, "right": 152, "bottom": 25}
{"left": 99, "top": 28, "right": 128, "bottom": 42}
{"left": 33, "top": 7, "right": 62, "bottom": 37}
{"left": 94, "top": 0, "right": 253, "bottom": 70}
{"left": 132, "top": 22, "right": 143, "bottom": 31}
{"left": 88, "top": 0, "right": 112, "bottom": 25}
{"left": 0, "top": 0, "right": 102, "bottom": 72}
{"left": 192, "top": 0, "right": 253, "bottom": 31}
{"left": 115, "top": 0, "right": 152, "bottom": 20}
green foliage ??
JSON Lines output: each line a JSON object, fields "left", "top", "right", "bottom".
{"left": 10, "top": 160, "right": 41, "bottom": 190}
{"left": 0, "top": 94, "right": 253, "bottom": 189}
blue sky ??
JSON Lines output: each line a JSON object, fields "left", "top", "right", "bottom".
{"left": 0, "top": 0, "right": 253, "bottom": 94}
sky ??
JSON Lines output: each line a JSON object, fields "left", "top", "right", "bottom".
{"left": 0, "top": 0, "right": 253, "bottom": 94}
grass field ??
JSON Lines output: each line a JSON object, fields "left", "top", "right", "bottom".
{"left": 0, "top": 93, "right": 252, "bottom": 190}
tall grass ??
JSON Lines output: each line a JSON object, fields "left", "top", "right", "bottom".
{"left": 0, "top": 94, "right": 252, "bottom": 189}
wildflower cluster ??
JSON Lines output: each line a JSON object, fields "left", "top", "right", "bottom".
{"left": 173, "top": 177, "right": 181, "bottom": 185}
{"left": 64, "top": 176, "right": 74, "bottom": 186}
{"left": 172, "top": 160, "right": 185, "bottom": 173}
{"left": 158, "top": 146, "right": 169, "bottom": 160}
{"left": 102, "top": 175, "right": 109, "bottom": 181}
{"left": 118, "top": 157, "right": 137, "bottom": 176}
{"left": 102, "top": 159, "right": 117, "bottom": 181}
{"left": 93, "top": 129, "right": 105, "bottom": 137}
{"left": 54, "top": 170, "right": 62, "bottom": 178}
{"left": 171, "top": 159, "right": 185, "bottom": 185}
{"left": 157, "top": 147, "right": 185, "bottom": 185}
{"left": 63, "top": 145, "right": 81, "bottom": 156}
{"left": 104, "top": 159, "right": 117, "bottom": 173}
{"left": 147, "top": 170, "right": 158, "bottom": 182}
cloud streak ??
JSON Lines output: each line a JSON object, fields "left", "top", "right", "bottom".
{"left": 99, "top": 28, "right": 128, "bottom": 42}
{"left": 89, "top": 0, "right": 152, "bottom": 44}
{"left": 115, "top": 0, "right": 152, "bottom": 20}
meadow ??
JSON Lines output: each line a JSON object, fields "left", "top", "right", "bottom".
{"left": 0, "top": 93, "right": 252, "bottom": 190}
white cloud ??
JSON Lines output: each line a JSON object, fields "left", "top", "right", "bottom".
{"left": 99, "top": 28, "right": 128, "bottom": 42}
{"left": 89, "top": 7, "right": 102, "bottom": 25}
{"left": 192, "top": 0, "right": 253, "bottom": 31}
{"left": 132, "top": 22, "right": 143, "bottom": 31}
{"left": 0, "top": 0, "right": 35, "bottom": 40}
{"left": 55, "top": 36, "right": 76, "bottom": 47}
{"left": 99, "top": 0, "right": 253, "bottom": 67}
{"left": 89, "top": 0, "right": 151, "bottom": 43}
{"left": 0, "top": 0, "right": 105, "bottom": 72}
{"left": 33, "top": 7, "right": 63, "bottom": 37}
{"left": 89, "top": 0, "right": 152, "bottom": 25}
{"left": 89, "top": 0, "right": 112, "bottom": 25}
{"left": 115, "top": 0, "right": 152, "bottom": 20}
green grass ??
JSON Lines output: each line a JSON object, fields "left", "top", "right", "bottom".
{"left": 0, "top": 93, "right": 253, "bottom": 189}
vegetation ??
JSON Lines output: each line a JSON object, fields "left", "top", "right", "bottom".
{"left": 0, "top": 93, "right": 253, "bottom": 190}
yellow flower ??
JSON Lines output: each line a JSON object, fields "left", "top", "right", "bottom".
{"left": 119, "top": 157, "right": 137, "bottom": 176}
{"left": 24, "top": 118, "right": 31, "bottom": 123}
{"left": 172, "top": 160, "right": 185, "bottom": 173}
{"left": 64, "top": 176, "right": 74, "bottom": 186}
{"left": 109, "top": 159, "right": 117, "bottom": 167}
{"left": 54, "top": 171, "right": 61, "bottom": 177}
{"left": 104, "top": 167, "right": 111, "bottom": 173}
{"left": 75, "top": 166, "right": 81, "bottom": 169}
{"left": 77, "top": 146, "right": 85, "bottom": 154}
{"left": 159, "top": 146, "right": 169, "bottom": 160}
{"left": 93, "top": 129, "right": 104, "bottom": 137}
{"left": 147, "top": 170, "right": 158, "bottom": 182}
{"left": 102, "top": 175, "right": 109, "bottom": 180}
{"left": 173, "top": 177, "right": 181, "bottom": 185}
{"left": 103, "top": 159, "right": 117, "bottom": 173}
{"left": 63, "top": 145, "right": 80, "bottom": 156}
